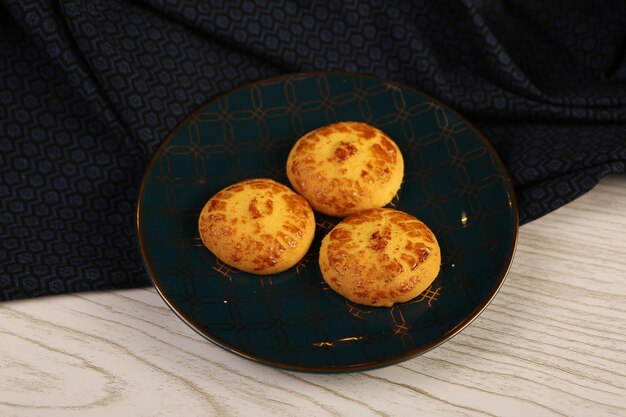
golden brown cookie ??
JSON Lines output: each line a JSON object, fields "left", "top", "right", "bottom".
{"left": 319, "top": 208, "right": 441, "bottom": 307}
{"left": 198, "top": 178, "right": 315, "bottom": 275}
{"left": 286, "top": 122, "right": 404, "bottom": 217}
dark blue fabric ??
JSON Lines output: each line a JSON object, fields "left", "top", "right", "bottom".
{"left": 1, "top": 0, "right": 625, "bottom": 300}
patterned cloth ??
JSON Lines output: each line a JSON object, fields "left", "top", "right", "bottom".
{"left": 1, "top": 0, "right": 625, "bottom": 300}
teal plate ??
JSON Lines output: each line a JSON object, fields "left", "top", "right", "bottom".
{"left": 136, "top": 72, "right": 518, "bottom": 372}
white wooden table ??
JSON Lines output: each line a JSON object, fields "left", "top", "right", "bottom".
{"left": 2, "top": 175, "right": 625, "bottom": 417}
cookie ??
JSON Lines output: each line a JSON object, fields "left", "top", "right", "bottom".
{"left": 286, "top": 122, "right": 404, "bottom": 217}
{"left": 198, "top": 178, "right": 315, "bottom": 274}
{"left": 319, "top": 208, "right": 441, "bottom": 307}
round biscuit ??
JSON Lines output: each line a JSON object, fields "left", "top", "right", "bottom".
{"left": 287, "top": 122, "right": 404, "bottom": 217}
{"left": 198, "top": 178, "right": 315, "bottom": 274}
{"left": 319, "top": 208, "right": 441, "bottom": 307}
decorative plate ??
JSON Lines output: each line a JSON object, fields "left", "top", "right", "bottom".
{"left": 136, "top": 72, "right": 518, "bottom": 372}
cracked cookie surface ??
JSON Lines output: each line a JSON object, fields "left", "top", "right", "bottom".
{"left": 199, "top": 178, "right": 315, "bottom": 274}
{"left": 319, "top": 208, "right": 441, "bottom": 306}
{"left": 287, "top": 122, "right": 404, "bottom": 217}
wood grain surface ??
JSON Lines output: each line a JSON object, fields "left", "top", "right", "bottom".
{"left": 1, "top": 175, "right": 625, "bottom": 417}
